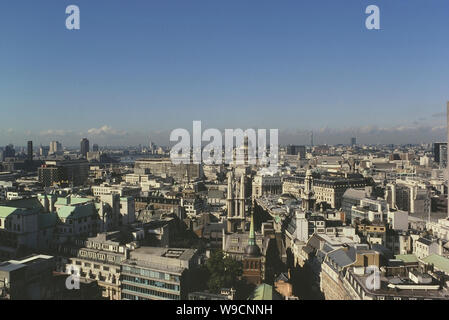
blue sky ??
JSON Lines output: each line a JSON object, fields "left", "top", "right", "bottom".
{"left": 0, "top": 0, "right": 448, "bottom": 146}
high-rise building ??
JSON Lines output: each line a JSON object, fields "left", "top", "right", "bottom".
{"left": 433, "top": 142, "right": 447, "bottom": 167}
{"left": 92, "top": 144, "right": 99, "bottom": 152}
{"left": 27, "top": 141, "right": 33, "bottom": 162}
{"left": 3, "top": 144, "right": 15, "bottom": 158}
{"left": 80, "top": 138, "right": 90, "bottom": 158}
{"left": 38, "top": 159, "right": 89, "bottom": 186}
{"left": 440, "top": 144, "right": 448, "bottom": 169}
{"left": 40, "top": 145, "right": 50, "bottom": 157}
{"left": 49, "top": 141, "right": 62, "bottom": 155}
{"left": 351, "top": 137, "right": 357, "bottom": 146}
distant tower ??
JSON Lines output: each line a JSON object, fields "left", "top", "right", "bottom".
{"left": 310, "top": 131, "right": 314, "bottom": 147}
{"left": 27, "top": 141, "right": 33, "bottom": 162}
{"left": 80, "top": 138, "right": 89, "bottom": 158}
{"left": 302, "top": 168, "right": 316, "bottom": 211}
{"left": 351, "top": 137, "right": 357, "bottom": 146}
{"left": 92, "top": 144, "right": 99, "bottom": 152}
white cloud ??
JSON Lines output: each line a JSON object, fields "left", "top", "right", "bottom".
{"left": 87, "top": 125, "right": 127, "bottom": 137}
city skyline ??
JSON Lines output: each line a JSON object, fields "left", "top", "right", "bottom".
{"left": 1, "top": 0, "right": 448, "bottom": 146}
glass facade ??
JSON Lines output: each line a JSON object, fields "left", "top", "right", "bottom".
{"left": 121, "top": 265, "right": 182, "bottom": 300}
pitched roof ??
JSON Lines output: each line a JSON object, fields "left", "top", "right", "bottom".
{"left": 57, "top": 203, "right": 97, "bottom": 219}
{"left": 0, "top": 206, "right": 39, "bottom": 219}
{"left": 327, "top": 248, "right": 355, "bottom": 268}
{"left": 422, "top": 254, "right": 449, "bottom": 274}
{"left": 249, "top": 284, "right": 282, "bottom": 300}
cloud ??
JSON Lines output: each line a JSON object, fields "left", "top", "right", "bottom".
{"left": 39, "top": 129, "right": 71, "bottom": 136}
{"left": 87, "top": 125, "right": 127, "bottom": 137}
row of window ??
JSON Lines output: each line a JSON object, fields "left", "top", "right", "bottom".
{"left": 122, "top": 266, "right": 180, "bottom": 283}
{"left": 122, "top": 284, "right": 180, "bottom": 300}
{"left": 122, "top": 275, "right": 180, "bottom": 292}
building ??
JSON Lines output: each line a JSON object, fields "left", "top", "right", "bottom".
{"left": 283, "top": 172, "right": 373, "bottom": 208}
{"left": 226, "top": 169, "right": 248, "bottom": 233}
{"left": 56, "top": 232, "right": 130, "bottom": 300}
{"left": 351, "top": 137, "right": 357, "bottom": 146}
{"left": 242, "top": 211, "right": 263, "bottom": 285}
{"left": 252, "top": 171, "right": 282, "bottom": 198}
{"left": 92, "top": 183, "right": 141, "bottom": 198}
{"left": 49, "top": 141, "right": 62, "bottom": 155}
{"left": 134, "top": 158, "right": 202, "bottom": 182}
{"left": 433, "top": 142, "right": 447, "bottom": 167}
{"left": 38, "top": 159, "right": 89, "bottom": 187}
{"left": 39, "top": 146, "right": 49, "bottom": 157}
{"left": 413, "top": 238, "right": 441, "bottom": 259}
{"left": 27, "top": 141, "right": 33, "bottom": 162}
{"left": 286, "top": 145, "right": 306, "bottom": 159}
{"left": 80, "top": 138, "right": 90, "bottom": 158}
{"left": 120, "top": 247, "right": 199, "bottom": 300}
{"left": 0, "top": 254, "right": 55, "bottom": 300}
{"left": 97, "top": 194, "right": 136, "bottom": 231}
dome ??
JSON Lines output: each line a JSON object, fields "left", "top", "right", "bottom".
{"left": 245, "top": 243, "right": 261, "bottom": 257}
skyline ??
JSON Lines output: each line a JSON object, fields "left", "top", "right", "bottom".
{"left": 1, "top": 0, "right": 449, "bottom": 146}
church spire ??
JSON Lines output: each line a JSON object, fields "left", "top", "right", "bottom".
{"left": 248, "top": 208, "right": 256, "bottom": 246}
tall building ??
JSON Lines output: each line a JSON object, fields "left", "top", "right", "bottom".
{"left": 351, "top": 137, "right": 356, "bottom": 146}
{"left": 3, "top": 144, "right": 15, "bottom": 159}
{"left": 39, "top": 145, "right": 50, "bottom": 157}
{"left": 27, "top": 141, "right": 33, "bottom": 162}
{"left": 80, "top": 138, "right": 90, "bottom": 158}
{"left": 38, "top": 159, "right": 89, "bottom": 186}
{"left": 49, "top": 141, "right": 62, "bottom": 155}
{"left": 92, "top": 144, "right": 99, "bottom": 152}
{"left": 433, "top": 142, "right": 447, "bottom": 165}
{"left": 440, "top": 144, "right": 448, "bottom": 169}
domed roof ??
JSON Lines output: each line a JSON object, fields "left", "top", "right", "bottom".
{"left": 245, "top": 243, "right": 261, "bottom": 257}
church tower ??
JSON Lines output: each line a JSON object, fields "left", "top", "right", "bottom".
{"left": 242, "top": 209, "right": 263, "bottom": 285}
{"left": 302, "top": 168, "right": 316, "bottom": 211}
{"left": 226, "top": 169, "right": 246, "bottom": 232}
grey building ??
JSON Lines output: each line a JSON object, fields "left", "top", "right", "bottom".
{"left": 121, "top": 247, "right": 199, "bottom": 300}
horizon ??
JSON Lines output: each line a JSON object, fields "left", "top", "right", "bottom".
{"left": 1, "top": 0, "right": 449, "bottom": 146}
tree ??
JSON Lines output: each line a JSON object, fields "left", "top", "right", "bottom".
{"left": 206, "top": 250, "right": 242, "bottom": 293}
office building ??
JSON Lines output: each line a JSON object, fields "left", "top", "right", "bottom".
{"left": 121, "top": 247, "right": 199, "bottom": 300}
{"left": 38, "top": 159, "right": 89, "bottom": 187}
{"left": 49, "top": 141, "right": 62, "bottom": 155}
{"left": 80, "top": 138, "right": 90, "bottom": 158}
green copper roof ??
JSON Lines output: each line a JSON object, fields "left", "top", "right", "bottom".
{"left": 395, "top": 254, "right": 419, "bottom": 263}
{"left": 250, "top": 284, "right": 273, "bottom": 300}
{"left": 0, "top": 206, "right": 39, "bottom": 219}
{"left": 0, "top": 206, "right": 21, "bottom": 219}
{"left": 57, "top": 203, "right": 97, "bottom": 219}
{"left": 422, "top": 254, "right": 449, "bottom": 274}
{"left": 55, "top": 196, "right": 92, "bottom": 206}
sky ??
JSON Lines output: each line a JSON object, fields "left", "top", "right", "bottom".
{"left": 0, "top": 0, "right": 448, "bottom": 147}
